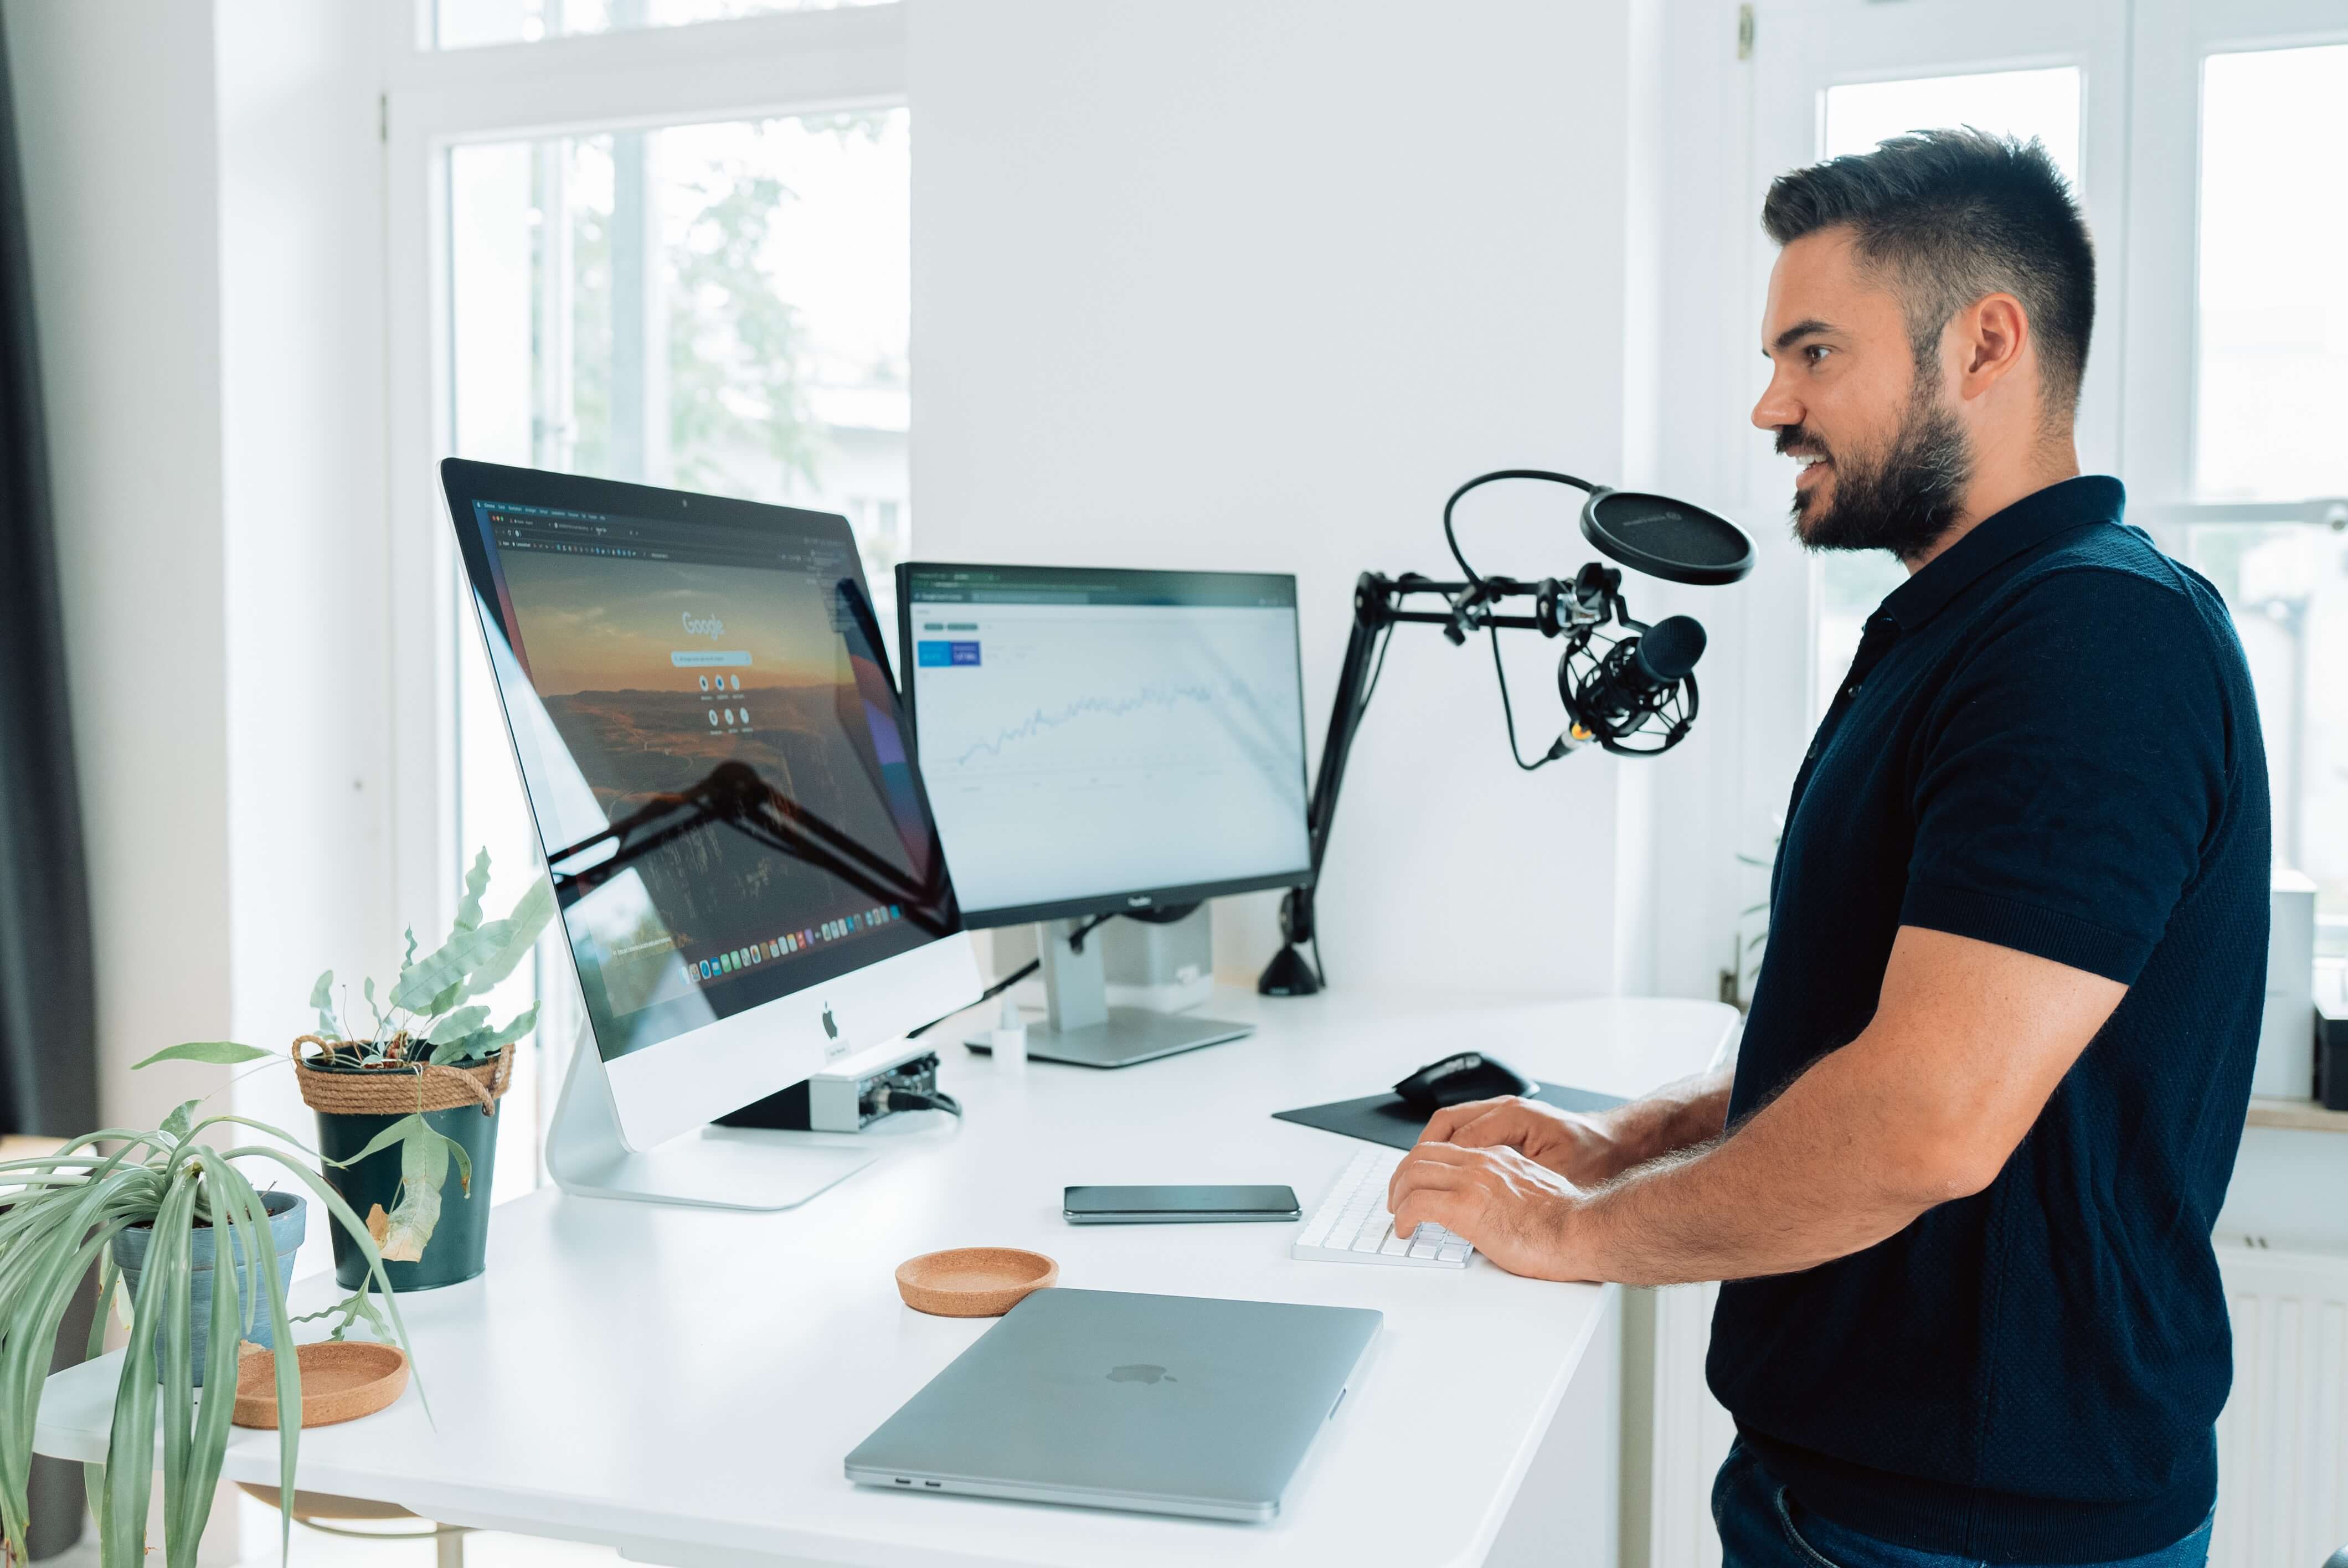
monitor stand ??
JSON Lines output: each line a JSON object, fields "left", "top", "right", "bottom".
{"left": 965, "top": 917, "right": 1254, "bottom": 1069}
{"left": 545, "top": 1030, "right": 883, "bottom": 1211}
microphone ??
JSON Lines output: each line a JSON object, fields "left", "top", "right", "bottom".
{"left": 1257, "top": 470, "right": 1750, "bottom": 995}
{"left": 1559, "top": 613, "right": 1706, "bottom": 755}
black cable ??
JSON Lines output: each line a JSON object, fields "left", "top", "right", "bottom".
{"left": 905, "top": 912, "right": 1118, "bottom": 1038}
{"left": 1063, "top": 912, "right": 1115, "bottom": 953}
{"left": 1488, "top": 630, "right": 1565, "bottom": 771}
{"left": 879, "top": 1087, "right": 962, "bottom": 1119}
{"left": 1440, "top": 469, "right": 1597, "bottom": 584}
{"left": 1356, "top": 622, "right": 1396, "bottom": 716}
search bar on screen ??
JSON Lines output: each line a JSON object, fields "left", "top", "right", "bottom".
{"left": 671, "top": 650, "right": 752, "bottom": 668}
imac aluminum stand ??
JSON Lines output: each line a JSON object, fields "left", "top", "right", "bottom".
{"left": 547, "top": 1031, "right": 883, "bottom": 1211}
{"left": 967, "top": 918, "right": 1253, "bottom": 1069}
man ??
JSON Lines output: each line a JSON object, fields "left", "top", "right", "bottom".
{"left": 1390, "top": 130, "right": 2267, "bottom": 1566}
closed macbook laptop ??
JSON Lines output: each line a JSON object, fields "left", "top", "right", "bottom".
{"left": 845, "top": 1287, "right": 1381, "bottom": 1522}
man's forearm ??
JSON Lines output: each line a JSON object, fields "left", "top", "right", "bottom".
{"left": 1563, "top": 1043, "right": 1951, "bottom": 1285}
{"left": 1586, "top": 1069, "right": 1733, "bottom": 1180}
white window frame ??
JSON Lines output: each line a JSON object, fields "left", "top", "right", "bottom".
{"left": 2121, "top": 0, "right": 2348, "bottom": 544}
{"left": 379, "top": 4, "right": 909, "bottom": 936}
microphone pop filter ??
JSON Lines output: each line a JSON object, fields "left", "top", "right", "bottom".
{"left": 1580, "top": 489, "right": 1754, "bottom": 586}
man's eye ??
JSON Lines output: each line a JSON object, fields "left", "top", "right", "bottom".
{"left": 1804, "top": 344, "right": 1832, "bottom": 365}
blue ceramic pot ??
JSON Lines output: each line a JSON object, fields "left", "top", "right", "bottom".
{"left": 110, "top": 1189, "right": 305, "bottom": 1384}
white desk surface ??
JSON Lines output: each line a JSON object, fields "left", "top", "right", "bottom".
{"left": 38, "top": 988, "right": 1733, "bottom": 1568}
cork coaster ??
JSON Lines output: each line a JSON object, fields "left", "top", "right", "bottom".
{"left": 231, "top": 1340, "right": 409, "bottom": 1429}
{"left": 894, "top": 1248, "right": 1059, "bottom": 1317}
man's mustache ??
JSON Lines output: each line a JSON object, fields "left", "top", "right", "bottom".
{"left": 1775, "top": 425, "right": 1830, "bottom": 460}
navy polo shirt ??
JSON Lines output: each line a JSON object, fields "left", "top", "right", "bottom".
{"left": 1707, "top": 476, "right": 2269, "bottom": 1562}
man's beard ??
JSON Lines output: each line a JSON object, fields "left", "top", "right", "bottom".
{"left": 1781, "top": 380, "right": 1971, "bottom": 562}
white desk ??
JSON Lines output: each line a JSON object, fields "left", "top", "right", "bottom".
{"left": 38, "top": 988, "right": 1733, "bottom": 1568}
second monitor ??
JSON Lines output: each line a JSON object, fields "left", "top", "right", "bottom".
{"left": 897, "top": 563, "right": 1314, "bottom": 1066}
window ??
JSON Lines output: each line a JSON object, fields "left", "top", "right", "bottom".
{"left": 448, "top": 110, "right": 911, "bottom": 568}
{"left": 386, "top": 6, "right": 908, "bottom": 1196}
{"left": 432, "top": 0, "right": 890, "bottom": 51}
{"left": 2160, "top": 27, "right": 2348, "bottom": 952}
{"left": 2195, "top": 45, "right": 2348, "bottom": 502}
{"left": 1809, "top": 68, "right": 2084, "bottom": 720}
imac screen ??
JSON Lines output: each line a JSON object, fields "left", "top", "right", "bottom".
{"left": 449, "top": 471, "right": 958, "bottom": 1063}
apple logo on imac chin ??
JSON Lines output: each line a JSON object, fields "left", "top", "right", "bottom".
{"left": 821, "top": 1005, "right": 838, "bottom": 1040}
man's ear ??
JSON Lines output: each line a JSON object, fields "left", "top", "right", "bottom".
{"left": 1955, "top": 292, "right": 2031, "bottom": 401}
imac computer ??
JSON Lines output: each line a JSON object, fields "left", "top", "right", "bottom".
{"left": 441, "top": 459, "right": 982, "bottom": 1209}
{"left": 895, "top": 563, "right": 1314, "bottom": 1067}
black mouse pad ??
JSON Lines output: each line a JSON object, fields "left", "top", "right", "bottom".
{"left": 1271, "top": 1081, "right": 1628, "bottom": 1151}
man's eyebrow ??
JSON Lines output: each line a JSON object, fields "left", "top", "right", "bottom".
{"left": 1768, "top": 318, "right": 1839, "bottom": 355}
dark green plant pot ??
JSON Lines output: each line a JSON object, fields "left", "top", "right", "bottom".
{"left": 313, "top": 1099, "right": 501, "bottom": 1292}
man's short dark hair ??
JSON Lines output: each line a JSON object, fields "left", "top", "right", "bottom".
{"left": 1763, "top": 128, "right": 2095, "bottom": 420}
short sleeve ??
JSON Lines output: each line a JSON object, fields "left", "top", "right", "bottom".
{"left": 1899, "top": 569, "right": 2232, "bottom": 985}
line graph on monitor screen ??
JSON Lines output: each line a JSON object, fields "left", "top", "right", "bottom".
{"left": 908, "top": 599, "right": 1310, "bottom": 915}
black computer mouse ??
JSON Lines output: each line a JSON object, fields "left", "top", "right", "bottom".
{"left": 1392, "top": 1052, "right": 1539, "bottom": 1112}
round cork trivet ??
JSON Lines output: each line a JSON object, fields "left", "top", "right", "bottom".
{"left": 894, "top": 1248, "right": 1059, "bottom": 1317}
{"left": 231, "top": 1340, "right": 410, "bottom": 1429}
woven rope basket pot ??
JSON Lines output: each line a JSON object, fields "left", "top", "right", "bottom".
{"left": 294, "top": 1035, "right": 513, "bottom": 1292}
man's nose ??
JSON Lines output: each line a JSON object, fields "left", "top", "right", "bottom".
{"left": 1752, "top": 372, "right": 1800, "bottom": 434}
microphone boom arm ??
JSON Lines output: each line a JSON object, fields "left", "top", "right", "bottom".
{"left": 1259, "top": 565, "right": 1676, "bottom": 997}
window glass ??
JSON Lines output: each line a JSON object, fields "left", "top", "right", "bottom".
{"left": 1806, "top": 69, "right": 2083, "bottom": 719}
{"left": 2196, "top": 45, "right": 2348, "bottom": 502}
{"left": 444, "top": 107, "right": 910, "bottom": 1190}
{"left": 434, "top": 0, "right": 888, "bottom": 51}
{"left": 2187, "top": 522, "right": 2348, "bottom": 952}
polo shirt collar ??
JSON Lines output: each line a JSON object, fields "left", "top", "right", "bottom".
{"left": 1878, "top": 474, "right": 2126, "bottom": 632}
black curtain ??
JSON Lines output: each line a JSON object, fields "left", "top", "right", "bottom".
{"left": 0, "top": 0, "right": 97, "bottom": 1144}
{"left": 0, "top": 16, "right": 100, "bottom": 1561}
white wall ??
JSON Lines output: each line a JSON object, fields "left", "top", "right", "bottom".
{"left": 910, "top": 0, "right": 1687, "bottom": 998}
{"left": 4, "top": 0, "right": 397, "bottom": 1158}
{"left": 214, "top": 1, "right": 397, "bottom": 1162}
{"left": 4, "top": 0, "right": 235, "bottom": 1132}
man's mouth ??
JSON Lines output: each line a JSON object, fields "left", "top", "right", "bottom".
{"left": 1791, "top": 452, "right": 1831, "bottom": 487}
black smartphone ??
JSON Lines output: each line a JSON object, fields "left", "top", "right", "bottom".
{"left": 1063, "top": 1184, "right": 1302, "bottom": 1224}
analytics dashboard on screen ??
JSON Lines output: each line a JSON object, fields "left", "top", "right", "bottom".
{"left": 897, "top": 564, "right": 1313, "bottom": 926}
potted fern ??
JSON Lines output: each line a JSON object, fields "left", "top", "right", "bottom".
{"left": 0, "top": 1061, "right": 414, "bottom": 1568}
{"left": 277, "top": 850, "right": 555, "bottom": 1292}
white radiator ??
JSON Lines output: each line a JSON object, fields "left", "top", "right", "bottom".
{"left": 2214, "top": 1236, "right": 2348, "bottom": 1568}
{"left": 1641, "top": 1281, "right": 1732, "bottom": 1568}
{"left": 1635, "top": 1246, "right": 2348, "bottom": 1568}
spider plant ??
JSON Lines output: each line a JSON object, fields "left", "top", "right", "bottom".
{"left": 0, "top": 1064, "right": 419, "bottom": 1568}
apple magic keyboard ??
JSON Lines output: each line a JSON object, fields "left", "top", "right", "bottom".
{"left": 1291, "top": 1146, "right": 1475, "bottom": 1268}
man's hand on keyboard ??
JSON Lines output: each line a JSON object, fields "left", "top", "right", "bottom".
{"left": 1417, "top": 1096, "right": 1625, "bottom": 1185}
{"left": 1386, "top": 1142, "right": 1593, "bottom": 1282}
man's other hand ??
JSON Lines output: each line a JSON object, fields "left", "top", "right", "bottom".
{"left": 1413, "top": 1096, "right": 1623, "bottom": 1185}
{"left": 1387, "top": 1142, "right": 1592, "bottom": 1281}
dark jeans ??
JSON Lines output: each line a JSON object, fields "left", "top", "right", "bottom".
{"left": 1713, "top": 1441, "right": 2213, "bottom": 1568}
